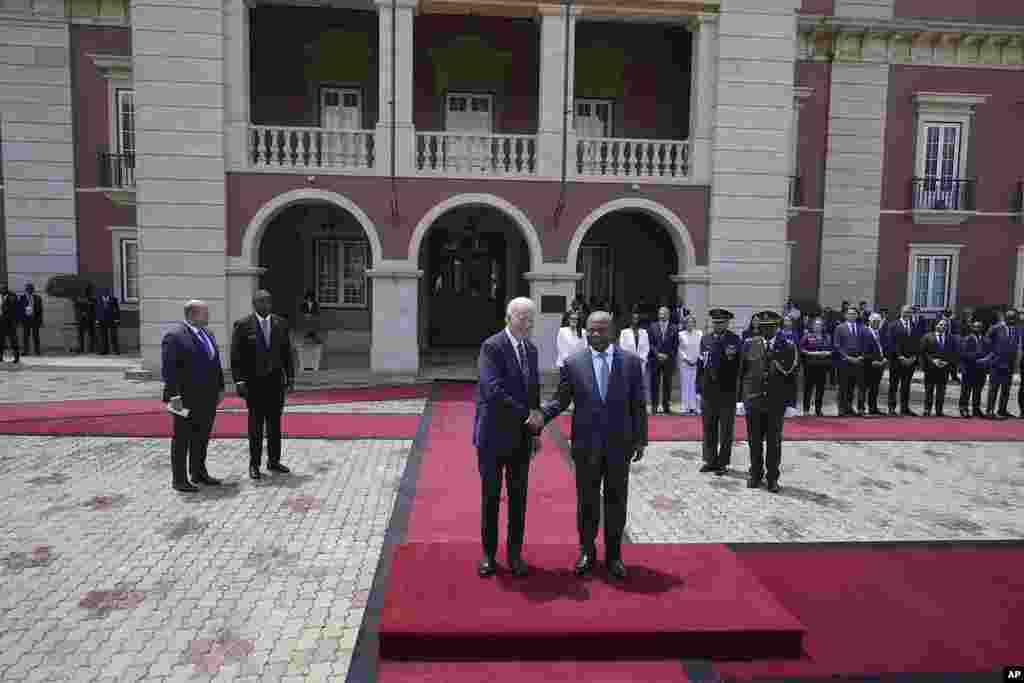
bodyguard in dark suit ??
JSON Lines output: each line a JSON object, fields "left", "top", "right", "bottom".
{"left": 920, "top": 318, "right": 957, "bottom": 416}
{"left": 698, "top": 309, "right": 742, "bottom": 474}
{"left": 738, "top": 311, "right": 798, "bottom": 493}
{"left": 860, "top": 313, "right": 889, "bottom": 415}
{"left": 473, "top": 297, "right": 542, "bottom": 578}
{"left": 647, "top": 306, "right": 679, "bottom": 413}
{"left": 0, "top": 285, "right": 20, "bottom": 363}
{"left": 833, "top": 307, "right": 864, "bottom": 416}
{"left": 982, "top": 309, "right": 1018, "bottom": 419}
{"left": 161, "top": 300, "right": 225, "bottom": 492}
{"left": 888, "top": 306, "right": 921, "bottom": 416}
{"left": 543, "top": 310, "right": 647, "bottom": 579}
{"left": 18, "top": 283, "right": 43, "bottom": 355}
{"left": 958, "top": 319, "right": 987, "bottom": 417}
{"left": 96, "top": 289, "right": 121, "bottom": 355}
{"left": 74, "top": 285, "right": 97, "bottom": 353}
{"left": 230, "top": 289, "right": 295, "bottom": 480}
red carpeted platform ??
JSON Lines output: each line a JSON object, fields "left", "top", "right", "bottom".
{"left": 557, "top": 413, "right": 1024, "bottom": 442}
{"left": 0, "top": 412, "right": 420, "bottom": 439}
{"left": 379, "top": 542, "right": 806, "bottom": 661}
{"left": 378, "top": 660, "right": 689, "bottom": 682}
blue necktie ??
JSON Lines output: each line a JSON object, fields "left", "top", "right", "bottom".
{"left": 597, "top": 352, "right": 609, "bottom": 401}
{"left": 198, "top": 328, "right": 214, "bottom": 359}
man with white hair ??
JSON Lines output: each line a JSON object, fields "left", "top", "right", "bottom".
{"left": 473, "top": 297, "right": 543, "bottom": 578}
{"left": 161, "top": 300, "right": 226, "bottom": 493}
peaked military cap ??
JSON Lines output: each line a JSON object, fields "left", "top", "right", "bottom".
{"left": 754, "top": 310, "right": 783, "bottom": 327}
{"left": 708, "top": 308, "right": 734, "bottom": 322}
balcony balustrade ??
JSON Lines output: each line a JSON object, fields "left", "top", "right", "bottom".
{"left": 415, "top": 132, "right": 538, "bottom": 176}
{"left": 98, "top": 152, "right": 135, "bottom": 188}
{"left": 576, "top": 137, "right": 690, "bottom": 182}
{"left": 250, "top": 125, "right": 375, "bottom": 171}
{"left": 911, "top": 177, "right": 975, "bottom": 211}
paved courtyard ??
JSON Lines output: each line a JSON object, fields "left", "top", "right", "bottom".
{"left": 0, "top": 367, "right": 1022, "bottom": 682}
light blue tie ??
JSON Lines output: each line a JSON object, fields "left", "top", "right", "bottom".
{"left": 597, "top": 352, "right": 609, "bottom": 401}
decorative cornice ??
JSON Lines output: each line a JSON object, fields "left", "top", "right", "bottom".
{"left": 914, "top": 91, "right": 990, "bottom": 107}
{"left": 87, "top": 53, "right": 132, "bottom": 80}
{"left": 798, "top": 16, "right": 1024, "bottom": 69}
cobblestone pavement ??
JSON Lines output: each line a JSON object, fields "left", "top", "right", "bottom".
{"left": 0, "top": 370, "right": 163, "bottom": 404}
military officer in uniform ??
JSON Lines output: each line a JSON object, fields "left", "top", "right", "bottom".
{"left": 738, "top": 310, "right": 798, "bottom": 493}
{"left": 697, "top": 309, "right": 742, "bottom": 475}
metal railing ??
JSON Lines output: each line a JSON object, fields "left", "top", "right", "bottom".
{"left": 788, "top": 175, "right": 803, "bottom": 207}
{"left": 910, "top": 177, "right": 974, "bottom": 211}
{"left": 98, "top": 152, "right": 135, "bottom": 188}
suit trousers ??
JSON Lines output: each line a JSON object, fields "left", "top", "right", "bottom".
{"left": 888, "top": 363, "right": 915, "bottom": 412}
{"left": 862, "top": 363, "right": 884, "bottom": 412}
{"left": 838, "top": 360, "right": 863, "bottom": 413}
{"left": 245, "top": 374, "right": 286, "bottom": 466}
{"left": 574, "top": 449, "right": 629, "bottom": 560}
{"left": 98, "top": 323, "right": 120, "bottom": 354}
{"left": 923, "top": 369, "right": 948, "bottom": 414}
{"left": 650, "top": 358, "right": 674, "bottom": 411}
{"left": 1, "top": 323, "right": 19, "bottom": 358}
{"left": 171, "top": 401, "right": 217, "bottom": 483}
{"left": 480, "top": 453, "right": 530, "bottom": 560}
{"left": 802, "top": 364, "right": 828, "bottom": 413}
{"left": 986, "top": 377, "right": 1011, "bottom": 416}
{"left": 745, "top": 404, "right": 785, "bottom": 483}
{"left": 701, "top": 387, "right": 736, "bottom": 466}
{"left": 77, "top": 321, "right": 95, "bottom": 353}
{"left": 21, "top": 323, "right": 40, "bottom": 355}
{"left": 959, "top": 371, "right": 986, "bottom": 413}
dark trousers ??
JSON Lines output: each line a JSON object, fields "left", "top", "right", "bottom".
{"left": 861, "top": 363, "right": 884, "bottom": 412}
{"left": 480, "top": 455, "right": 530, "bottom": 560}
{"left": 923, "top": 369, "right": 948, "bottom": 414}
{"left": 838, "top": 360, "right": 863, "bottom": 413}
{"left": 745, "top": 404, "right": 785, "bottom": 483}
{"left": 959, "top": 371, "right": 986, "bottom": 413}
{"left": 1018, "top": 368, "right": 1023, "bottom": 415}
{"left": 21, "top": 323, "right": 40, "bottom": 355}
{"left": 888, "top": 363, "right": 915, "bottom": 412}
{"left": 77, "top": 321, "right": 95, "bottom": 353}
{"left": 803, "top": 364, "right": 828, "bottom": 413}
{"left": 574, "top": 450, "right": 629, "bottom": 560}
{"left": 701, "top": 389, "right": 736, "bottom": 466}
{"left": 987, "top": 379, "right": 1011, "bottom": 416}
{"left": 244, "top": 374, "right": 285, "bottom": 467}
{"left": 97, "top": 323, "right": 120, "bottom": 354}
{"left": 171, "top": 402, "right": 216, "bottom": 484}
{"left": 1, "top": 323, "right": 19, "bottom": 359}
{"left": 649, "top": 358, "right": 674, "bottom": 411}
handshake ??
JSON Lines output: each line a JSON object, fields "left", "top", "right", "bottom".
{"left": 525, "top": 409, "right": 545, "bottom": 456}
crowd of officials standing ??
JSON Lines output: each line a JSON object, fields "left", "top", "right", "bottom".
{"left": 0, "top": 282, "right": 122, "bottom": 361}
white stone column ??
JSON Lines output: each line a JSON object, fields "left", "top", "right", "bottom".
{"left": 688, "top": 14, "right": 717, "bottom": 185}
{"left": 223, "top": 0, "right": 250, "bottom": 171}
{"left": 706, "top": 0, "right": 799, "bottom": 327}
{"left": 375, "top": 0, "right": 417, "bottom": 177}
{"left": 672, "top": 267, "right": 710, "bottom": 325}
{"left": 0, "top": 9, "right": 78, "bottom": 350}
{"left": 524, "top": 269, "right": 582, "bottom": 372}
{"left": 225, "top": 261, "right": 263, "bottom": 334}
{"left": 367, "top": 261, "right": 422, "bottom": 375}
{"left": 536, "top": 4, "right": 577, "bottom": 179}
{"left": 132, "top": 0, "right": 228, "bottom": 371}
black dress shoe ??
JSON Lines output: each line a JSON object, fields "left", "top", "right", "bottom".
{"left": 268, "top": 462, "right": 291, "bottom": 473}
{"left": 936, "top": 411, "right": 945, "bottom": 417}
{"left": 902, "top": 410, "right": 918, "bottom": 417}
{"left": 574, "top": 552, "right": 594, "bottom": 576}
{"left": 815, "top": 409, "right": 823, "bottom": 417}
{"left": 747, "top": 478, "right": 761, "bottom": 489}
{"left": 607, "top": 559, "right": 627, "bottom": 579}
{"left": 699, "top": 463, "right": 718, "bottom": 473}
{"left": 923, "top": 409, "right": 931, "bottom": 417}
{"left": 714, "top": 466, "right": 729, "bottom": 476}
{"left": 766, "top": 481, "right": 781, "bottom": 493}
{"left": 508, "top": 557, "right": 529, "bottom": 577}
{"left": 249, "top": 467, "right": 261, "bottom": 480}
{"left": 193, "top": 474, "right": 222, "bottom": 486}
{"left": 173, "top": 482, "right": 199, "bottom": 493}
{"left": 868, "top": 409, "right": 883, "bottom": 416}
{"left": 662, "top": 408, "right": 674, "bottom": 415}
{"left": 478, "top": 557, "right": 496, "bottom": 577}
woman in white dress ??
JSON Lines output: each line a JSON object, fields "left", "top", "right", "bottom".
{"left": 678, "top": 315, "right": 702, "bottom": 414}
{"left": 556, "top": 309, "right": 587, "bottom": 368}
{"left": 619, "top": 310, "right": 651, "bottom": 398}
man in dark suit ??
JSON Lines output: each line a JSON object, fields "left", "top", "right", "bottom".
{"left": 698, "top": 308, "right": 742, "bottom": 475}
{"left": 542, "top": 310, "right": 647, "bottom": 579}
{"left": 958, "top": 318, "right": 987, "bottom": 418}
{"left": 473, "top": 296, "right": 542, "bottom": 578}
{"left": 888, "top": 305, "right": 921, "bottom": 416}
{"left": 161, "top": 300, "right": 225, "bottom": 492}
{"left": 833, "top": 306, "right": 864, "bottom": 416}
{"left": 0, "top": 285, "right": 20, "bottom": 363}
{"left": 919, "top": 317, "right": 957, "bottom": 416}
{"left": 860, "top": 313, "right": 888, "bottom": 415}
{"left": 982, "top": 309, "right": 1018, "bottom": 419}
{"left": 96, "top": 288, "right": 121, "bottom": 355}
{"left": 18, "top": 283, "right": 43, "bottom": 355}
{"left": 230, "top": 289, "right": 295, "bottom": 480}
{"left": 74, "top": 285, "right": 97, "bottom": 354}
{"left": 738, "top": 311, "right": 798, "bottom": 493}
{"left": 647, "top": 305, "right": 679, "bottom": 414}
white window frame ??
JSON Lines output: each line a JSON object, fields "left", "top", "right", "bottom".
{"left": 906, "top": 242, "right": 963, "bottom": 313}
{"left": 107, "top": 226, "right": 139, "bottom": 309}
{"left": 444, "top": 92, "right": 493, "bottom": 133}
{"left": 87, "top": 53, "right": 133, "bottom": 188}
{"left": 319, "top": 86, "right": 363, "bottom": 130}
{"left": 115, "top": 88, "right": 135, "bottom": 156}
{"left": 314, "top": 238, "right": 370, "bottom": 309}
{"left": 574, "top": 98, "right": 613, "bottom": 138}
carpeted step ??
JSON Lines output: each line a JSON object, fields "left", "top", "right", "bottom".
{"left": 379, "top": 542, "right": 806, "bottom": 662}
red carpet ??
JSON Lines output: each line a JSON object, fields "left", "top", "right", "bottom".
{"left": 378, "top": 660, "right": 689, "bottom": 682}
{"left": 0, "top": 412, "right": 419, "bottom": 439}
{"left": 379, "top": 542, "right": 805, "bottom": 661}
{"left": 557, "top": 413, "right": 1024, "bottom": 442}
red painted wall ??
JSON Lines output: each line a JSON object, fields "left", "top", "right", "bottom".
{"left": 226, "top": 175, "right": 709, "bottom": 268}
{"left": 894, "top": 0, "right": 1024, "bottom": 25}
{"left": 801, "top": 0, "right": 834, "bottom": 15}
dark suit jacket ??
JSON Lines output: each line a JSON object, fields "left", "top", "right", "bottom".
{"left": 16, "top": 293, "right": 43, "bottom": 325}
{"left": 161, "top": 322, "right": 225, "bottom": 405}
{"left": 888, "top": 320, "right": 921, "bottom": 365}
{"left": 230, "top": 313, "right": 295, "bottom": 385}
{"left": 473, "top": 330, "right": 541, "bottom": 473}
{"left": 542, "top": 346, "right": 647, "bottom": 466}
{"left": 96, "top": 295, "right": 121, "bottom": 325}
{"left": 832, "top": 321, "right": 864, "bottom": 363}
{"left": 958, "top": 334, "right": 987, "bottom": 376}
{"left": 0, "top": 292, "right": 18, "bottom": 325}
{"left": 861, "top": 326, "right": 888, "bottom": 364}
{"left": 648, "top": 321, "right": 679, "bottom": 363}
{"left": 920, "top": 332, "right": 958, "bottom": 375}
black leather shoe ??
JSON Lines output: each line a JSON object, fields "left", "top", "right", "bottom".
{"left": 815, "top": 409, "right": 823, "bottom": 417}
{"left": 936, "top": 411, "right": 945, "bottom": 418}
{"left": 574, "top": 552, "right": 594, "bottom": 576}
{"left": 173, "top": 482, "right": 199, "bottom": 493}
{"left": 607, "top": 559, "right": 627, "bottom": 579}
{"left": 508, "top": 557, "right": 529, "bottom": 577}
{"left": 193, "top": 474, "right": 221, "bottom": 486}
{"left": 868, "top": 409, "right": 883, "bottom": 416}
{"left": 699, "top": 463, "right": 718, "bottom": 473}
{"left": 268, "top": 462, "right": 290, "bottom": 473}
{"left": 747, "top": 478, "right": 761, "bottom": 489}
{"left": 478, "top": 557, "right": 496, "bottom": 577}
{"left": 766, "top": 481, "right": 781, "bottom": 493}
{"left": 249, "top": 466, "right": 261, "bottom": 480}
{"left": 923, "top": 409, "right": 931, "bottom": 417}
{"left": 902, "top": 410, "right": 918, "bottom": 417}
{"left": 714, "top": 466, "right": 729, "bottom": 476}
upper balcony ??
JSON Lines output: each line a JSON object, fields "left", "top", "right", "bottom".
{"left": 243, "top": 4, "right": 695, "bottom": 184}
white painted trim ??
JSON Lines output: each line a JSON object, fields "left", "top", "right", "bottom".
{"left": 241, "top": 188, "right": 384, "bottom": 269}
{"left": 408, "top": 193, "right": 543, "bottom": 272}
{"left": 785, "top": 240, "right": 796, "bottom": 302}
{"left": 1016, "top": 245, "right": 1024, "bottom": 310}
{"left": 87, "top": 53, "right": 132, "bottom": 80}
{"left": 913, "top": 92, "right": 991, "bottom": 109}
{"left": 109, "top": 226, "right": 139, "bottom": 307}
{"left": 566, "top": 197, "right": 697, "bottom": 276}
{"left": 906, "top": 242, "right": 963, "bottom": 312}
